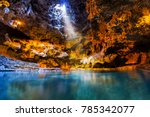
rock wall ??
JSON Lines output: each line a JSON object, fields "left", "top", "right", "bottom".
{"left": 0, "top": 0, "right": 150, "bottom": 69}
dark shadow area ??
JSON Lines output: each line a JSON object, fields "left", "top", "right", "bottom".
{"left": 133, "top": 35, "right": 150, "bottom": 53}
{"left": 0, "top": 22, "right": 30, "bottom": 40}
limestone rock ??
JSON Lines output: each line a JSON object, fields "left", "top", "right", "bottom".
{"left": 0, "top": 55, "right": 39, "bottom": 70}
{"left": 125, "top": 53, "right": 140, "bottom": 65}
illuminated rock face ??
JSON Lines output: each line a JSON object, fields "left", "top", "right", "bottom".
{"left": 31, "top": 0, "right": 87, "bottom": 30}
{"left": 0, "top": 0, "right": 150, "bottom": 68}
{"left": 0, "top": 55, "right": 39, "bottom": 70}
{"left": 1, "top": 0, "right": 87, "bottom": 38}
{"left": 48, "top": 3, "right": 78, "bottom": 38}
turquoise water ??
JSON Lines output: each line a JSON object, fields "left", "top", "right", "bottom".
{"left": 0, "top": 70, "right": 150, "bottom": 100}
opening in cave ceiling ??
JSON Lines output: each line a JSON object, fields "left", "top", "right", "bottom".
{"left": 48, "top": 0, "right": 78, "bottom": 39}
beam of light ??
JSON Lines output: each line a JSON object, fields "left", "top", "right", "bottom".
{"left": 61, "top": 4, "right": 66, "bottom": 12}
{"left": 61, "top": 4, "right": 77, "bottom": 39}
{"left": 53, "top": 4, "right": 77, "bottom": 39}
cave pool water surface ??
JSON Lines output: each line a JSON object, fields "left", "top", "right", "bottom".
{"left": 0, "top": 70, "right": 150, "bottom": 100}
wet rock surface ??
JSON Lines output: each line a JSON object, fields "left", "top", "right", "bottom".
{"left": 137, "top": 64, "right": 150, "bottom": 72}
{"left": 0, "top": 55, "right": 39, "bottom": 70}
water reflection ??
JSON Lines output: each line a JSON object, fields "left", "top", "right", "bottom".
{"left": 0, "top": 70, "right": 150, "bottom": 100}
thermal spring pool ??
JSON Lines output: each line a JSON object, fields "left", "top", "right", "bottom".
{"left": 0, "top": 70, "right": 150, "bottom": 100}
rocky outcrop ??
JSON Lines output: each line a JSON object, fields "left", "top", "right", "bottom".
{"left": 0, "top": 21, "right": 30, "bottom": 41}
{"left": 0, "top": 55, "right": 39, "bottom": 70}
{"left": 137, "top": 64, "right": 150, "bottom": 71}
{"left": 4, "top": 0, "right": 87, "bottom": 34}
{"left": 0, "top": 0, "right": 150, "bottom": 69}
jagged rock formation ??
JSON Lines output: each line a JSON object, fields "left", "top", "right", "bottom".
{"left": 0, "top": 55, "right": 39, "bottom": 70}
{"left": 0, "top": 21, "right": 30, "bottom": 41}
{"left": 0, "top": 0, "right": 150, "bottom": 69}
{"left": 66, "top": 0, "right": 150, "bottom": 68}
